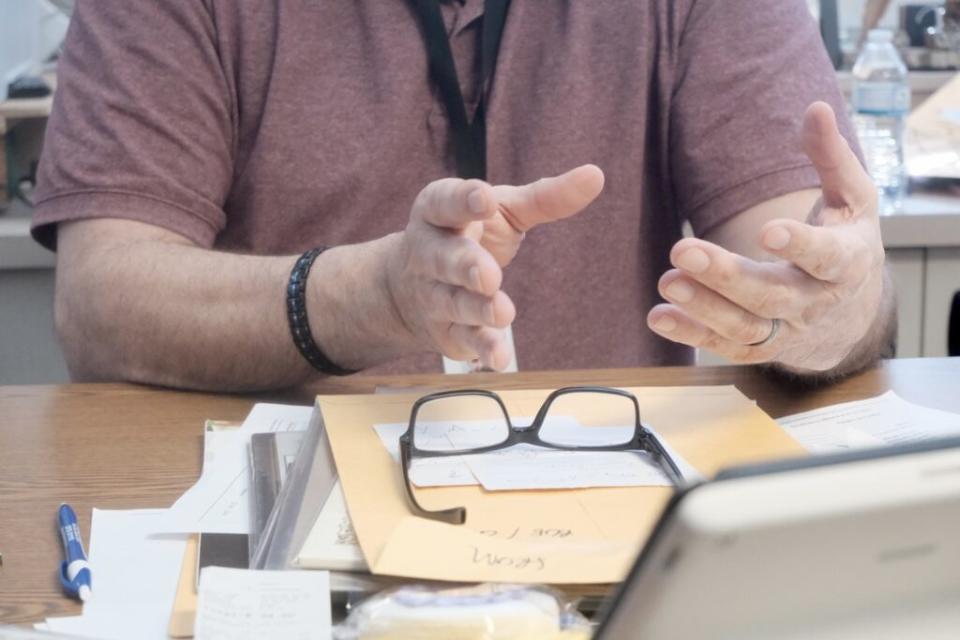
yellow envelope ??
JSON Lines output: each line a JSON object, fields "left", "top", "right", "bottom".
{"left": 304, "top": 386, "right": 804, "bottom": 584}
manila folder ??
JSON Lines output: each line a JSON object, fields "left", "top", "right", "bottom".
{"left": 302, "top": 385, "right": 803, "bottom": 584}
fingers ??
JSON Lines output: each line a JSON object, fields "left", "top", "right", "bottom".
{"left": 492, "top": 164, "right": 605, "bottom": 233}
{"left": 656, "top": 272, "right": 786, "bottom": 347}
{"left": 402, "top": 167, "right": 603, "bottom": 371}
{"left": 423, "top": 284, "right": 515, "bottom": 328}
{"left": 760, "top": 218, "right": 875, "bottom": 284}
{"left": 802, "top": 102, "right": 876, "bottom": 215}
{"left": 410, "top": 228, "right": 503, "bottom": 296}
{"left": 412, "top": 164, "right": 603, "bottom": 233}
{"left": 427, "top": 287, "right": 515, "bottom": 370}
{"left": 445, "top": 325, "right": 515, "bottom": 371}
{"left": 412, "top": 178, "right": 497, "bottom": 229}
{"left": 647, "top": 304, "right": 779, "bottom": 364}
{"left": 667, "top": 238, "right": 817, "bottom": 321}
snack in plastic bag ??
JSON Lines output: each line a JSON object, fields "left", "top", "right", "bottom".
{"left": 334, "top": 583, "right": 592, "bottom": 640}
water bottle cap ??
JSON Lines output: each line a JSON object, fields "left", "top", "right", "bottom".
{"left": 867, "top": 29, "right": 894, "bottom": 43}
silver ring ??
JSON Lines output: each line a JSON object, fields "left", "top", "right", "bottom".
{"left": 749, "top": 318, "right": 781, "bottom": 347}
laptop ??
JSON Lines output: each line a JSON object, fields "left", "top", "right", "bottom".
{"left": 594, "top": 437, "right": 960, "bottom": 639}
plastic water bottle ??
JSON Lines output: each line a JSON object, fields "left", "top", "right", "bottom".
{"left": 851, "top": 29, "right": 910, "bottom": 215}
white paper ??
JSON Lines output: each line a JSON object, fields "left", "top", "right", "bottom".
{"left": 295, "top": 480, "right": 366, "bottom": 570}
{"left": 195, "top": 567, "right": 331, "bottom": 640}
{"left": 33, "top": 618, "right": 84, "bottom": 636}
{"left": 374, "top": 418, "right": 699, "bottom": 490}
{"left": 162, "top": 403, "right": 311, "bottom": 534}
{"left": 777, "top": 391, "right": 960, "bottom": 454}
{"left": 240, "top": 403, "right": 314, "bottom": 435}
{"left": 43, "top": 509, "right": 189, "bottom": 640}
{"left": 467, "top": 445, "right": 684, "bottom": 490}
{"left": 165, "top": 430, "right": 251, "bottom": 533}
{"left": 374, "top": 417, "right": 545, "bottom": 486}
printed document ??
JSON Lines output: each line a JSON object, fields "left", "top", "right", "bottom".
{"left": 777, "top": 391, "right": 960, "bottom": 453}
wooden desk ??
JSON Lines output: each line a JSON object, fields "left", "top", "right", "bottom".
{"left": 2, "top": 358, "right": 959, "bottom": 624}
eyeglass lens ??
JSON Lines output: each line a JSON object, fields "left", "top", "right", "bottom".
{"left": 538, "top": 391, "right": 637, "bottom": 447}
{"left": 412, "top": 394, "right": 510, "bottom": 452}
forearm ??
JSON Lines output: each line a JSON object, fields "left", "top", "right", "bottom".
{"left": 55, "top": 220, "right": 415, "bottom": 391}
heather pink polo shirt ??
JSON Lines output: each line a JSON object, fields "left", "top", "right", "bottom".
{"left": 34, "top": 0, "right": 855, "bottom": 374}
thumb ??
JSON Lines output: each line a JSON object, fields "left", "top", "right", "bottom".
{"left": 492, "top": 164, "right": 605, "bottom": 233}
{"left": 802, "top": 102, "right": 877, "bottom": 218}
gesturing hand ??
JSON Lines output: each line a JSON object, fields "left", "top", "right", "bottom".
{"left": 648, "top": 102, "right": 888, "bottom": 372}
{"left": 387, "top": 164, "right": 605, "bottom": 370}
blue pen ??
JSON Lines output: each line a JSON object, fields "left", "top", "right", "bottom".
{"left": 58, "top": 503, "right": 92, "bottom": 602}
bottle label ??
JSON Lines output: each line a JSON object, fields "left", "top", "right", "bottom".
{"left": 853, "top": 82, "right": 910, "bottom": 116}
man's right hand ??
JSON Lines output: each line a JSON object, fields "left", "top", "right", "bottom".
{"left": 386, "top": 164, "right": 605, "bottom": 370}
{"left": 53, "top": 165, "right": 602, "bottom": 390}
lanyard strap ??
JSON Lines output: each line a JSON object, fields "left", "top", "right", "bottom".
{"left": 410, "top": 0, "right": 510, "bottom": 180}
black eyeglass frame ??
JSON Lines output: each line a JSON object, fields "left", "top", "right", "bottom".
{"left": 399, "top": 386, "right": 684, "bottom": 525}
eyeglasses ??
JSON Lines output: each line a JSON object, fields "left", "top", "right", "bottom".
{"left": 399, "top": 386, "right": 683, "bottom": 524}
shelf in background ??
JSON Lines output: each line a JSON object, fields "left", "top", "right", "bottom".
{"left": 0, "top": 198, "right": 54, "bottom": 269}
{"left": 0, "top": 93, "right": 53, "bottom": 121}
{"left": 0, "top": 72, "right": 56, "bottom": 122}
{"left": 880, "top": 191, "right": 960, "bottom": 248}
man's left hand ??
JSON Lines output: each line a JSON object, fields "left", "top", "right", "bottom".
{"left": 647, "top": 102, "right": 887, "bottom": 371}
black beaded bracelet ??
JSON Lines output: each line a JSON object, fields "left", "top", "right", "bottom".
{"left": 286, "top": 247, "right": 357, "bottom": 376}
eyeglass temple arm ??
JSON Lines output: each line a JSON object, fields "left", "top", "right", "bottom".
{"left": 400, "top": 438, "right": 467, "bottom": 525}
{"left": 638, "top": 428, "right": 685, "bottom": 485}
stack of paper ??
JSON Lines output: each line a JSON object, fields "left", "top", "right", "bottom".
{"left": 37, "top": 404, "right": 328, "bottom": 638}
{"left": 163, "top": 404, "right": 314, "bottom": 535}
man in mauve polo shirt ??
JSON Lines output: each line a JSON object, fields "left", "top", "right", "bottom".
{"left": 32, "top": 1, "right": 895, "bottom": 390}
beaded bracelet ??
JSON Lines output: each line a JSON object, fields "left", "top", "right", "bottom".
{"left": 286, "top": 247, "right": 357, "bottom": 376}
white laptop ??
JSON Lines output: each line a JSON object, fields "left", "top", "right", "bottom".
{"left": 594, "top": 437, "right": 960, "bottom": 639}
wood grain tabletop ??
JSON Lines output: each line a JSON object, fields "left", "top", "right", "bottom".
{"left": 1, "top": 358, "right": 958, "bottom": 623}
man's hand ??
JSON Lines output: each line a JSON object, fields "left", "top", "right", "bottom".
{"left": 386, "top": 164, "right": 605, "bottom": 370}
{"left": 648, "top": 102, "right": 890, "bottom": 373}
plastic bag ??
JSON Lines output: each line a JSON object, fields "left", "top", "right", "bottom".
{"left": 334, "top": 583, "right": 593, "bottom": 640}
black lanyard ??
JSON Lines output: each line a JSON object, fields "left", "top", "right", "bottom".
{"left": 410, "top": 0, "right": 511, "bottom": 180}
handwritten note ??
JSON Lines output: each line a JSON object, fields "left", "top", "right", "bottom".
{"left": 777, "top": 391, "right": 960, "bottom": 454}
{"left": 374, "top": 417, "right": 541, "bottom": 486}
{"left": 195, "top": 567, "right": 331, "bottom": 640}
{"left": 374, "top": 418, "right": 699, "bottom": 490}
{"left": 468, "top": 446, "right": 682, "bottom": 490}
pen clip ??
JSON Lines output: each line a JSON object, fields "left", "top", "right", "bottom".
{"left": 60, "top": 559, "right": 92, "bottom": 601}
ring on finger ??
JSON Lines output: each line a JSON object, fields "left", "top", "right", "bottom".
{"left": 748, "top": 318, "right": 781, "bottom": 348}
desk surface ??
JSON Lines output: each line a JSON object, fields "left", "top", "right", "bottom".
{"left": 1, "top": 357, "right": 959, "bottom": 623}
